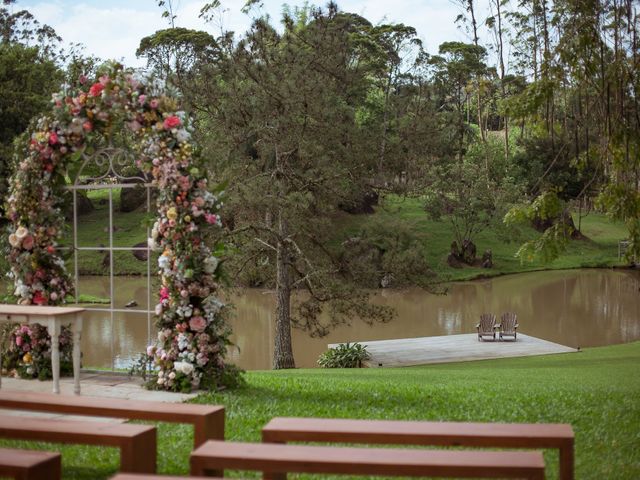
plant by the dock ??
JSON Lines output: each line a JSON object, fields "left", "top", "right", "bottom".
{"left": 317, "top": 342, "right": 370, "bottom": 368}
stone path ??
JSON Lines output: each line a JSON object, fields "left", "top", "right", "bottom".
{"left": 0, "top": 372, "right": 196, "bottom": 421}
{"left": 330, "top": 333, "right": 578, "bottom": 368}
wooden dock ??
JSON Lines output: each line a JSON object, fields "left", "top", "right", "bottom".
{"left": 329, "top": 334, "right": 577, "bottom": 368}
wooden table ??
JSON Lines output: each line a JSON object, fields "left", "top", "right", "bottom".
{"left": 0, "top": 305, "right": 84, "bottom": 395}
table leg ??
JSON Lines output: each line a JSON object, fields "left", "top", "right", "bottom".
{"left": 72, "top": 314, "right": 83, "bottom": 395}
{"left": 48, "top": 320, "right": 61, "bottom": 394}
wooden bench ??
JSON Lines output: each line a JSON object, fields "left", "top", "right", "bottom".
{"left": 0, "top": 448, "right": 61, "bottom": 480}
{"left": 190, "top": 440, "right": 546, "bottom": 479}
{"left": 0, "top": 415, "right": 156, "bottom": 473}
{"left": 0, "top": 390, "right": 224, "bottom": 447}
{"left": 263, "top": 417, "right": 573, "bottom": 480}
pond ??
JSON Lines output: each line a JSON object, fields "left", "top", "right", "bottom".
{"left": 72, "top": 268, "right": 640, "bottom": 370}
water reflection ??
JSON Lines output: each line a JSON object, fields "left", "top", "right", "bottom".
{"left": 71, "top": 268, "right": 640, "bottom": 370}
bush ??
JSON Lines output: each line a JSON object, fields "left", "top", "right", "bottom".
{"left": 317, "top": 342, "right": 370, "bottom": 368}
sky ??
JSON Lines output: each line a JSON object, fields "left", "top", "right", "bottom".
{"left": 11, "top": 0, "right": 494, "bottom": 68}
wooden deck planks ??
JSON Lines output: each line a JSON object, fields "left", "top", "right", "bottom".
{"left": 329, "top": 333, "right": 577, "bottom": 367}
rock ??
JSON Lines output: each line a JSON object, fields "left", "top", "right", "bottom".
{"left": 447, "top": 253, "right": 463, "bottom": 268}
{"left": 132, "top": 242, "right": 148, "bottom": 261}
{"left": 125, "top": 300, "right": 138, "bottom": 308}
{"left": 461, "top": 239, "right": 477, "bottom": 265}
{"left": 481, "top": 249, "right": 493, "bottom": 268}
{"left": 120, "top": 185, "right": 148, "bottom": 213}
{"left": 64, "top": 192, "right": 94, "bottom": 219}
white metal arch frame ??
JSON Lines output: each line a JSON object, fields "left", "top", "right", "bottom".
{"left": 67, "top": 145, "right": 154, "bottom": 369}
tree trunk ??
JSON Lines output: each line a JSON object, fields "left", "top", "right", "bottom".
{"left": 273, "top": 213, "right": 295, "bottom": 370}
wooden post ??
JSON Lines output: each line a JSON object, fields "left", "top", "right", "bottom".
{"left": 120, "top": 427, "right": 157, "bottom": 474}
{"left": 560, "top": 438, "right": 574, "bottom": 480}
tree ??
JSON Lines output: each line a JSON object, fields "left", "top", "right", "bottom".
{"left": 0, "top": 3, "right": 63, "bottom": 220}
{"left": 141, "top": 5, "right": 413, "bottom": 369}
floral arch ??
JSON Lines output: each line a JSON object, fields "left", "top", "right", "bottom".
{"left": 5, "top": 63, "right": 230, "bottom": 391}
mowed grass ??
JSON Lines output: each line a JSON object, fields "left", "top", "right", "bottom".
{"left": 3, "top": 342, "right": 638, "bottom": 479}
{"left": 335, "top": 196, "right": 629, "bottom": 282}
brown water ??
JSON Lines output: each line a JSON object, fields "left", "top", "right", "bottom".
{"left": 72, "top": 268, "right": 640, "bottom": 370}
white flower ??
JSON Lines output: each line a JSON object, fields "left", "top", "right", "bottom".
{"left": 15, "top": 226, "right": 28, "bottom": 240}
{"left": 174, "top": 361, "right": 194, "bottom": 375}
{"left": 8, "top": 234, "right": 20, "bottom": 248}
{"left": 176, "top": 129, "right": 190, "bottom": 143}
{"left": 158, "top": 253, "right": 171, "bottom": 270}
{"left": 14, "top": 280, "right": 29, "bottom": 298}
{"left": 203, "top": 256, "right": 219, "bottom": 274}
{"left": 155, "top": 303, "right": 163, "bottom": 316}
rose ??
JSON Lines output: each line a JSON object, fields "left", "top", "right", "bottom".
{"left": 22, "top": 235, "right": 34, "bottom": 250}
{"left": 205, "top": 213, "right": 219, "bottom": 225}
{"left": 15, "top": 226, "right": 28, "bottom": 240}
{"left": 8, "top": 234, "right": 20, "bottom": 248}
{"left": 163, "top": 115, "right": 181, "bottom": 130}
{"left": 48, "top": 132, "right": 59, "bottom": 145}
{"left": 89, "top": 82, "right": 105, "bottom": 97}
{"left": 166, "top": 207, "right": 178, "bottom": 220}
{"left": 189, "top": 316, "right": 207, "bottom": 333}
{"left": 83, "top": 121, "right": 93, "bottom": 132}
{"left": 174, "top": 361, "right": 194, "bottom": 375}
{"left": 150, "top": 99, "right": 159, "bottom": 109}
{"left": 32, "top": 291, "right": 47, "bottom": 306}
{"left": 16, "top": 336, "right": 23, "bottom": 347}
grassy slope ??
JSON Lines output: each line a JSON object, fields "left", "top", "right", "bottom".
{"left": 3, "top": 342, "right": 638, "bottom": 479}
{"left": 69, "top": 193, "right": 628, "bottom": 281}
{"left": 335, "top": 196, "right": 629, "bottom": 282}
{"left": 67, "top": 188, "right": 152, "bottom": 275}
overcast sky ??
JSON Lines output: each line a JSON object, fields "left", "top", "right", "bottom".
{"left": 12, "top": 0, "right": 495, "bottom": 68}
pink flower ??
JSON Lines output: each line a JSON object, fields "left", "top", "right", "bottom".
{"left": 32, "top": 291, "right": 47, "bottom": 306}
{"left": 89, "top": 82, "right": 104, "bottom": 97}
{"left": 83, "top": 121, "right": 93, "bottom": 132}
{"left": 15, "top": 336, "right": 23, "bottom": 347}
{"left": 189, "top": 316, "right": 207, "bottom": 333}
{"left": 22, "top": 235, "right": 35, "bottom": 250}
{"left": 159, "top": 286, "right": 170, "bottom": 301}
{"left": 163, "top": 115, "right": 181, "bottom": 129}
{"left": 138, "top": 94, "right": 147, "bottom": 105}
{"left": 194, "top": 197, "right": 205, "bottom": 207}
{"left": 128, "top": 120, "right": 142, "bottom": 132}
{"left": 150, "top": 99, "right": 159, "bottom": 109}
{"left": 205, "top": 213, "right": 219, "bottom": 225}
{"left": 48, "top": 132, "right": 59, "bottom": 145}
{"left": 78, "top": 74, "right": 88, "bottom": 85}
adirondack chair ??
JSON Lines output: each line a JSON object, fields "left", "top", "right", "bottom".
{"left": 476, "top": 313, "right": 498, "bottom": 341}
{"left": 500, "top": 312, "right": 519, "bottom": 341}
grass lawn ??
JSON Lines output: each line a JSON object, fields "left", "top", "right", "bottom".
{"left": 3, "top": 341, "right": 638, "bottom": 479}
{"left": 336, "top": 196, "right": 629, "bottom": 282}
{"left": 64, "top": 191, "right": 629, "bottom": 281}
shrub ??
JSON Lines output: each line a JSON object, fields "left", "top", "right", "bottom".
{"left": 317, "top": 342, "right": 370, "bottom": 368}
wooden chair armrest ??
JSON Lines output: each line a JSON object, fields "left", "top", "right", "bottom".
{"left": 494, "top": 323, "right": 501, "bottom": 329}
{"left": 475, "top": 323, "right": 480, "bottom": 329}
{"left": 514, "top": 324, "right": 519, "bottom": 328}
